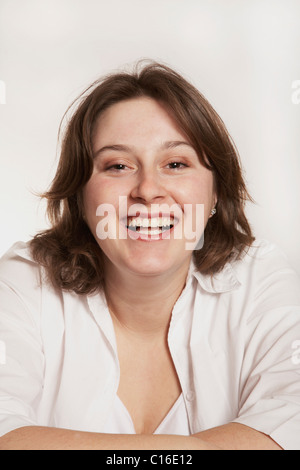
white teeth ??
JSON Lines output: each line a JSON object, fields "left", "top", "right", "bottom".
{"left": 127, "top": 217, "right": 174, "bottom": 228}
{"left": 138, "top": 228, "right": 161, "bottom": 235}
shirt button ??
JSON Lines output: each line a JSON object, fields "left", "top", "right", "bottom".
{"left": 186, "top": 391, "right": 195, "bottom": 402}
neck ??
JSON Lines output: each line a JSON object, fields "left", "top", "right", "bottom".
{"left": 103, "top": 260, "right": 191, "bottom": 337}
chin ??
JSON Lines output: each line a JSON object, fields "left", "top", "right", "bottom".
{"left": 128, "top": 258, "right": 173, "bottom": 277}
{"left": 101, "top": 240, "right": 190, "bottom": 278}
{"left": 125, "top": 250, "right": 190, "bottom": 278}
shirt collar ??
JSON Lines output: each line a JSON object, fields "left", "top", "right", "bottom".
{"left": 12, "top": 241, "right": 35, "bottom": 262}
{"left": 189, "top": 257, "right": 241, "bottom": 294}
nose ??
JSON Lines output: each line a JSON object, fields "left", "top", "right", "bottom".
{"left": 130, "top": 168, "right": 167, "bottom": 203}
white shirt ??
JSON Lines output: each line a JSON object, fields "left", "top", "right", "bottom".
{"left": 0, "top": 239, "right": 300, "bottom": 449}
{"left": 106, "top": 394, "right": 190, "bottom": 435}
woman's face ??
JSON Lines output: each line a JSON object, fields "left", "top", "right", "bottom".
{"left": 82, "top": 97, "right": 216, "bottom": 278}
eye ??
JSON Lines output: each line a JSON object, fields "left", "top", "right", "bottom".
{"left": 106, "top": 163, "right": 128, "bottom": 171}
{"left": 166, "top": 161, "right": 188, "bottom": 170}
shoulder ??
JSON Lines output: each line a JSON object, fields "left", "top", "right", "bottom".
{"left": 0, "top": 241, "right": 40, "bottom": 285}
{"left": 238, "top": 238, "right": 293, "bottom": 264}
{"left": 231, "top": 239, "right": 300, "bottom": 308}
{"left": 193, "top": 239, "right": 300, "bottom": 297}
{"left": 0, "top": 241, "right": 46, "bottom": 315}
{"left": 233, "top": 238, "right": 299, "bottom": 279}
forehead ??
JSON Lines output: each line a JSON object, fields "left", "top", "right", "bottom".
{"left": 93, "top": 97, "right": 189, "bottom": 145}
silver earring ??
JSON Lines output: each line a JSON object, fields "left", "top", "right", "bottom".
{"left": 210, "top": 208, "right": 216, "bottom": 216}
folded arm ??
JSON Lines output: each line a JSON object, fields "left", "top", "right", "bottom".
{"left": 0, "top": 426, "right": 217, "bottom": 450}
{"left": 0, "top": 422, "right": 281, "bottom": 450}
{"left": 193, "top": 422, "right": 282, "bottom": 450}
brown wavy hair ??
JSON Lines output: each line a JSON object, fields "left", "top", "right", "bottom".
{"left": 30, "top": 61, "right": 255, "bottom": 294}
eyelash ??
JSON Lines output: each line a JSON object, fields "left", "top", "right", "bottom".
{"left": 106, "top": 164, "right": 128, "bottom": 171}
{"left": 105, "top": 161, "right": 188, "bottom": 172}
{"left": 167, "top": 161, "right": 188, "bottom": 169}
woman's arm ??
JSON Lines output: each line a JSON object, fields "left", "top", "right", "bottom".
{"left": 193, "top": 423, "right": 282, "bottom": 450}
{"left": 0, "top": 423, "right": 282, "bottom": 450}
{"left": 0, "top": 426, "right": 220, "bottom": 450}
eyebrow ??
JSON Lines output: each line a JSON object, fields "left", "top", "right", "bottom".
{"left": 94, "top": 140, "right": 194, "bottom": 158}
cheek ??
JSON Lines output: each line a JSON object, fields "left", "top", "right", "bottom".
{"left": 82, "top": 176, "right": 119, "bottom": 215}
{"left": 82, "top": 182, "right": 97, "bottom": 219}
{"left": 177, "top": 175, "right": 215, "bottom": 205}
{"left": 180, "top": 178, "right": 215, "bottom": 229}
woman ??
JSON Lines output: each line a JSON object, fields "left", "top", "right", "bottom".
{"left": 0, "top": 62, "right": 299, "bottom": 450}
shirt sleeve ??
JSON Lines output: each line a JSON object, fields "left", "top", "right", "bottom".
{"left": 232, "top": 243, "right": 300, "bottom": 450}
{"left": 0, "top": 245, "right": 44, "bottom": 438}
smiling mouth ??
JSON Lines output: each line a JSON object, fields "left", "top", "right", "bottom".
{"left": 126, "top": 216, "right": 175, "bottom": 235}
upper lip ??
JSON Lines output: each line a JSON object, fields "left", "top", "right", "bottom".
{"left": 124, "top": 213, "right": 180, "bottom": 226}
{"left": 127, "top": 212, "right": 176, "bottom": 219}
{"left": 119, "top": 206, "right": 182, "bottom": 226}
